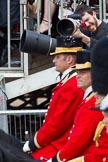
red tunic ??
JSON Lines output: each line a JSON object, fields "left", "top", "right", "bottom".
{"left": 31, "top": 72, "right": 84, "bottom": 160}
{"left": 83, "top": 124, "right": 108, "bottom": 162}
{"left": 57, "top": 93, "right": 103, "bottom": 161}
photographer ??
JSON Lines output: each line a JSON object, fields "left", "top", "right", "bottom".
{"left": 72, "top": 4, "right": 108, "bottom": 49}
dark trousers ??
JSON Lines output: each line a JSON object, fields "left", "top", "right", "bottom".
{"left": 0, "top": 129, "right": 39, "bottom": 162}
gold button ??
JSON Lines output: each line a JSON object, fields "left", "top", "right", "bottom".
{"left": 43, "top": 120, "right": 45, "bottom": 123}
{"left": 40, "top": 157, "right": 43, "bottom": 160}
{"left": 70, "top": 130, "right": 72, "bottom": 134}
{"left": 102, "top": 157, "right": 106, "bottom": 161}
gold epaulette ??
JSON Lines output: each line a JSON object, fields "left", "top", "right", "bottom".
{"left": 93, "top": 121, "right": 105, "bottom": 147}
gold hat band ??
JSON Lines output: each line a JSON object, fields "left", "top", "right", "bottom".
{"left": 75, "top": 62, "right": 91, "bottom": 70}
{"left": 50, "top": 47, "right": 82, "bottom": 55}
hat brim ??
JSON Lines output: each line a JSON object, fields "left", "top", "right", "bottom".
{"left": 50, "top": 47, "right": 82, "bottom": 55}
{"left": 73, "top": 62, "right": 91, "bottom": 70}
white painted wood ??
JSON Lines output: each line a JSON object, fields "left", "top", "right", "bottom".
{"left": 6, "top": 67, "right": 59, "bottom": 99}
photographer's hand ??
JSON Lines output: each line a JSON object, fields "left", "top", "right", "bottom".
{"left": 72, "top": 27, "right": 83, "bottom": 38}
{"left": 73, "top": 27, "right": 91, "bottom": 46}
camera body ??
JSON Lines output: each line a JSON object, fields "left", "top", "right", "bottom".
{"left": 56, "top": 36, "right": 82, "bottom": 48}
{"left": 20, "top": 30, "right": 82, "bottom": 55}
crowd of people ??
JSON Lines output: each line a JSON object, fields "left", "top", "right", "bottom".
{"left": 0, "top": 1, "right": 108, "bottom": 162}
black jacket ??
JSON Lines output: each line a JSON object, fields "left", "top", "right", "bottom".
{"left": 0, "top": 129, "right": 39, "bottom": 162}
{"left": 90, "top": 21, "right": 108, "bottom": 49}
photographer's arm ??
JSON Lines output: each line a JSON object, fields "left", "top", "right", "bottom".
{"left": 73, "top": 28, "right": 91, "bottom": 47}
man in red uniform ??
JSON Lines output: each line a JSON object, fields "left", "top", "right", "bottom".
{"left": 51, "top": 49, "right": 103, "bottom": 162}
{"left": 67, "top": 37, "right": 108, "bottom": 162}
{"left": 23, "top": 36, "right": 84, "bottom": 160}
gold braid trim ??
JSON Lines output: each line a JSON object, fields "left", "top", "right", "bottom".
{"left": 62, "top": 72, "right": 77, "bottom": 85}
{"left": 85, "top": 92, "right": 95, "bottom": 102}
{"left": 68, "top": 156, "right": 84, "bottom": 162}
{"left": 57, "top": 152, "right": 62, "bottom": 162}
{"left": 93, "top": 121, "right": 105, "bottom": 147}
{"left": 34, "top": 132, "right": 42, "bottom": 148}
{"left": 50, "top": 47, "right": 82, "bottom": 55}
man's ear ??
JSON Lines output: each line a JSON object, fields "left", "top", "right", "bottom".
{"left": 66, "top": 55, "right": 72, "bottom": 63}
{"left": 67, "top": 55, "right": 76, "bottom": 64}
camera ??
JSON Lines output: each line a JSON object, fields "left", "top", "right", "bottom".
{"left": 19, "top": 30, "right": 57, "bottom": 55}
{"left": 19, "top": 28, "right": 82, "bottom": 55}
{"left": 56, "top": 36, "right": 82, "bottom": 48}
{"left": 56, "top": 13, "right": 85, "bottom": 36}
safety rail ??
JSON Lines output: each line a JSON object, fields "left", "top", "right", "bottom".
{"left": 0, "top": 0, "right": 107, "bottom": 77}
{"left": 0, "top": 109, "right": 47, "bottom": 143}
{"left": 0, "top": 0, "right": 28, "bottom": 77}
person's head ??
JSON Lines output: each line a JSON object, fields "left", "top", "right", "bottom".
{"left": 52, "top": 53, "right": 76, "bottom": 73}
{"left": 91, "top": 36, "right": 108, "bottom": 132}
{"left": 75, "top": 4, "right": 99, "bottom": 32}
{"left": 50, "top": 36, "right": 82, "bottom": 73}
{"left": 75, "top": 50, "right": 91, "bottom": 90}
{"left": 91, "top": 37, "right": 108, "bottom": 97}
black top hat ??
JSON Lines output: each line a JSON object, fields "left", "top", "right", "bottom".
{"left": 91, "top": 37, "right": 108, "bottom": 95}
{"left": 75, "top": 49, "right": 91, "bottom": 70}
{"left": 50, "top": 36, "right": 82, "bottom": 55}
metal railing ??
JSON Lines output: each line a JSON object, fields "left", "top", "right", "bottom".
{"left": 0, "top": 76, "right": 8, "bottom": 133}
{"left": 0, "top": 109, "right": 47, "bottom": 143}
{"left": 0, "top": 0, "right": 108, "bottom": 77}
{"left": 0, "top": 0, "right": 28, "bottom": 77}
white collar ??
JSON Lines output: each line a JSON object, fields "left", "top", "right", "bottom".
{"left": 61, "top": 68, "right": 73, "bottom": 80}
{"left": 83, "top": 86, "right": 92, "bottom": 99}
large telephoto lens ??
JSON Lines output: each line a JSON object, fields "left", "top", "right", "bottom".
{"left": 19, "top": 30, "right": 57, "bottom": 55}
